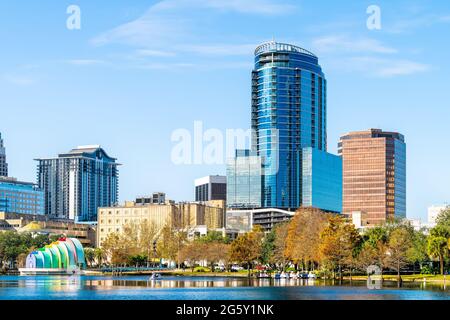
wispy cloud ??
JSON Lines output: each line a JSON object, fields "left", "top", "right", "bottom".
{"left": 91, "top": 0, "right": 294, "bottom": 54}
{"left": 196, "top": 0, "right": 295, "bottom": 15}
{"left": 65, "top": 59, "right": 106, "bottom": 66}
{"left": 177, "top": 43, "right": 257, "bottom": 56}
{"left": 311, "top": 34, "right": 430, "bottom": 78}
{"left": 348, "top": 57, "right": 430, "bottom": 77}
{"left": 386, "top": 13, "right": 450, "bottom": 34}
{"left": 312, "top": 35, "right": 397, "bottom": 54}
{"left": 138, "top": 62, "right": 195, "bottom": 70}
{"left": 135, "top": 49, "right": 177, "bottom": 57}
{"left": 3, "top": 74, "right": 36, "bottom": 86}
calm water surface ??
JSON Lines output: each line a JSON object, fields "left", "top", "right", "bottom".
{"left": 0, "top": 275, "right": 448, "bottom": 300}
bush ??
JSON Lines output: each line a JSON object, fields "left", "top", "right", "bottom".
{"left": 316, "top": 269, "right": 332, "bottom": 279}
{"left": 194, "top": 267, "right": 209, "bottom": 273}
{"left": 420, "top": 265, "right": 434, "bottom": 275}
{"left": 286, "top": 267, "right": 296, "bottom": 272}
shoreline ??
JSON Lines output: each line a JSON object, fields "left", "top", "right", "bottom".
{"left": 81, "top": 270, "right": 450, "bottom": 284}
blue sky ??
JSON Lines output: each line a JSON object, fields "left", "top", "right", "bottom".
{"left": 1, "top": 0, "right": 449, "bottom": 222}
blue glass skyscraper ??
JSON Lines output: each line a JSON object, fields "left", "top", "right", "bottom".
{"left": 252, "top": 42, "right": 328, "bottom": 209}
{"left": 227, "top": 42, "right": 342, "bottom": 230}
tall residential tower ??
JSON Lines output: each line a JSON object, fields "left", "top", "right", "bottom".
{"left": 0, "top": 133, "right": 8, "bottom": 177}
{"left": 227, "top": 42, "right": 342, "bottom": 230}
{"left": 339, "top": 129, "right": 406, "bottom": 225}
{"left": 36, "top": 145, "right": 119, "bottom": 222}
{"left": 252, "top": 42, "right": 328, "bottom": 209}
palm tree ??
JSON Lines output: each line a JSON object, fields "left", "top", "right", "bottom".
{"left": 427, "top": 226, "right": 450, "bottom": 275}
{"left": 94, "top": 248, "right": 106, "bottom": 267}
{"left": 84, "top": 248, "right": 95, "bottom": 268}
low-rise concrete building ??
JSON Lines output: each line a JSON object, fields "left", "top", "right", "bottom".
{"left": 97, "top": 201, "right": 225, "bottom": 247}
{"left": 0, "top": 212, "right": 96, "bottom": 246}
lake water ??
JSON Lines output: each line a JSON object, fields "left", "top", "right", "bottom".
{"left": 0, "top": 275, "right": 448, "bottom": 300}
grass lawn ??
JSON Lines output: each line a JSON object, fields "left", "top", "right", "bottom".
{"left": 345, "top": 274, "right": 449, "bottom": 282}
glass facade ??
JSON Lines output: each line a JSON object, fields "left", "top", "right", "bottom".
{"left": 339, "top": 129, "right": 406, "bottom": 225}
{"left": 301, "top": 148, "right": 342, "bottom": 213}
{"left": 226, "top": 150, "right": 262, "bottom": 208}
{"left": 0, "top": 133, "right": 7, "bottom": 177}
{"left": 251, "top": 42, "right": 327, "bottom": 209}
{"left": 195, "top": 176, "right": 227, "bottom": 202}
{"left": 394, "top": 139, "right": 406, "bottom": 218}
{"left": 36, "top": 146, "right": 119, "bottom": 222}
{"left": 0, "top": 177, "right": 44, "bottom": 215}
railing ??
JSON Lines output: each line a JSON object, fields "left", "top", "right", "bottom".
{"left": 255, "top": 41, "right": 317, "bottom": 58}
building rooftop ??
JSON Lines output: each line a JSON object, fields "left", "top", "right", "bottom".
{"left": 36, "top": 145, "right": 119, "bottom": 162}
{"left": 0, "top": 176, "right": 37, "bottom": 186}
{"left": 254, "top": 41, "right": 317, "bottom": 58}
{"left": 340, "top": 128, "right": 405, "bottom": 142}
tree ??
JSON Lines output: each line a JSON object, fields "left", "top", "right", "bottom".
{"left": 84, "top": 248, "right": 96, "bottom": 268}
{"left": 178, "top": 242, "right": 205, "bottom": 272}
{"left": 102, "top": 232, "right": 129, "bottom": 265}
{"left": 156, "top": 224, "right": 188, "bottom": 268}
{"left": 197, "top": 231, "right": 230, "bottom": 244}
{"left": 137, "top": 220, "right": 158, "bottom": 265}
{"left": 406, "top": 228, "right": 429, "bottom": 272}
{"left": 385, "top": 227, "right": 413, "bottom": 286}
{"left": 285, "top": 207, "right": 330, "bottom": 271}
{"left": 260, "top": 229, "right": 275, "bottom": 266}
{"left": 319, "top": 215, "right": 360, "bottom": 281}
{"left": 128, "top": 254, "right": 148, "bottom": 267}
{"left": 435, "top": 206, "right": 450, "bottom": 227}
{"left": 427, "top": 225, "right": 449, "bottom": 275}
{"left": 229, "top": 226, "right": 264, "bottom": 276}
{"left": 204, "top": 242, "right": 230, "bottom": 272}
{"left": 272, "top": 223, "right": 289, "bottom": 270}
{"left": 360, "top": 226, "right": 389, "bottom": 280}
{"left": 0, "top": 232, "right": 32, "bottom": 268}
{"left": 94, "top": 248, "right": 106, "bottom": 267}
{"left": 100, "top": 220, "right": 159, "bottom": 266}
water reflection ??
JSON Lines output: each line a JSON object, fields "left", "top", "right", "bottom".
{"left": 0, "top": 275, "right": 448, "bottom": 300}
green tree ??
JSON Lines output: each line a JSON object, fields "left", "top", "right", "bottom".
{"left": 361, "top": 226, "right": 389, "bottom": 280}
{"left": 260, "top": 229, "right": 275, "bottom": 266}
{"left": 128, "top": 254, "right": 148, "bottom": 267}
{"left": 94, "top": 248, "right": 106, "bottom": 267}
{"left": 84, "top": 248, "right": 95, "bottom": 267}
{"left": 385, "top": 227, "right": 413, "bottom": 285}
{"left": 197, "top": 231, "right": 230, "bottom": 244}
{"left": 406, "top": 228, "right": 428, "bottom": 271}
{"left": 427, "top": 225, "right": 449, "bottom": 275}
{"left": 0, "top": 232, "right": 29, "bottom": 268}
{"left": 435, "top": 206, "right": 450, "bottom": 227}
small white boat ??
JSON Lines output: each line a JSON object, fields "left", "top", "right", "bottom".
{"left": 149, "top": 273, "right": 161, "bottom": 280}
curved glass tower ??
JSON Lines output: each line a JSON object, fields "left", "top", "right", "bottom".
{"left": 252, "top": 42, "right": 327, "bottom": 209}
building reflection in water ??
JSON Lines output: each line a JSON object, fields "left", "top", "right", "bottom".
{"left": 18, "top": 276, "right": 82, "bottom": 292}
{"left": 9, "top": 276, "right": 449, "bottom": 292}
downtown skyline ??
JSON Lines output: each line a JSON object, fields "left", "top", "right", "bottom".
{"left": 1, "top": 1, "right": 450, "bottom": 222}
